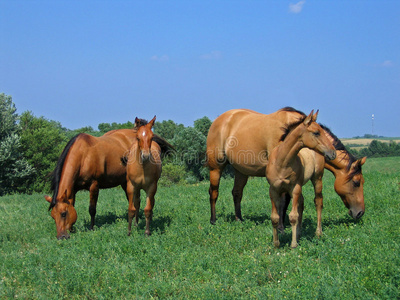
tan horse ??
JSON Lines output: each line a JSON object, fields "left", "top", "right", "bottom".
{"left": 206, "top": 107, "right": 307, "bottom": 225}
{"left": 45, "top": 128, "right": 139, "bottom": 239}
{"left": 125, "top": 116, "right": 162, "bottom": 236}
{"left": 266, "top": 110, "right": 336, "bottom": 248}
{"left": 206, "top": 107, "right": 366, "bottom": 234}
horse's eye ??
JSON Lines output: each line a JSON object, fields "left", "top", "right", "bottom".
{"left": 313, "top": 131, "right": 320, "bottom": 137}
{"left": 61, "top": 212, "right": 67, "bottom": 218}
{"left": 353, "top": 181, "right": 360, "bottom": 188}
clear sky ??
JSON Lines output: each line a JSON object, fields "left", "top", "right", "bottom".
{"left": 1, "top": 0, "right": 399, "bottom": 137}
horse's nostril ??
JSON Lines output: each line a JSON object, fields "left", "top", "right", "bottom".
{"left": 356, "top": 211, "right": 364, "bottom": 219}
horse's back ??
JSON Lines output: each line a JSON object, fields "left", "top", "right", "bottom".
{"left": 207, "top": 108, "right": 302, "bottom": 176}
{"left": 71, "top": 130, "right": 136, "bottom": 188}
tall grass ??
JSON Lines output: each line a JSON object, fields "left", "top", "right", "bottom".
{"left": 1, "top": 157, "right": 399, "bottom": 299}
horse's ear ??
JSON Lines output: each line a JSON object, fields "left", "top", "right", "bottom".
{"left": 304, "top": 110, "right": 314, "bottom": 126}
{"left": 359, "top": 156, "right": 367, "bottom": 166}
{"left": 149, "top": 116, "right": 156, "bottom": 128}
{"left": 44, "top": 195, "right": 52, "bottom": 203}
{"left": 135, "top": 117, "right": 140, "bottom": 128}
{"left": 312, "top": 109, "right": 319, "bottom": 122}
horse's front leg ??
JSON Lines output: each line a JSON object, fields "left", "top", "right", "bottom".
{"left": 144, "top": 183, "right": 157, "bottom": 236}
{"left": 269, "top": 188, "right": 281, "bottom": 248}
{"left": 89, "top": 181, "right": 99, "bottom": 230}
{"left": 127, "top": 181, "right": 140, "bottom": 236}
{"left": 289, "top": 185, "right": 304, "bottom": 248}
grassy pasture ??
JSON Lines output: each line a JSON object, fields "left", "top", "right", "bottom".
{"left": 1, "top": 157, "right": 399, "bottom": 299}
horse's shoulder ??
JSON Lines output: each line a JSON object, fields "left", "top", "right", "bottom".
{"left": 75, "top": 133, "right": 97, "bottom": 146}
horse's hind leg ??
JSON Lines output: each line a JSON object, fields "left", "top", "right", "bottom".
{"left": 209, "top": 167, "right": 223, "bottom": 225}
{"left": 232, "top": 170, "right": 248, "bottom": 222}
{"left": 89, "top": 181, "right": 99, "bottom": 230}
{"left": 278, "top": 193, "right": 291, "bottom": 233}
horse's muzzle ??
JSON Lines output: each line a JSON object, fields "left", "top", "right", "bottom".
{"left": 349, "top": 209, "right": 364, "bottom": 220}
{"left": 57, "top": 233, "right": 70, "bottom": 240}
{"left": 324, "top": 150, "right": 336, "bottom": 161}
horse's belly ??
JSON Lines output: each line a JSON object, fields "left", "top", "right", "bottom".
{"left": 231, "top": 162, "right": 266, "bottom": 177}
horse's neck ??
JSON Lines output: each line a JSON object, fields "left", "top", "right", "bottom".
{"left": 321, "top": 130, "right": 350, "bottom": 175}
{"left": 324, "top": 150, "right": 350, "bottom": 175}
{"left": 56, "top": 163, "right": 77, "bottom": 201}
{"left": 274, "top": 127, "right": 304, "bottom": 169}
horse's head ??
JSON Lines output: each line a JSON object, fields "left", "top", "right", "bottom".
{"left": 334, "top": 156, "right": 366, "bottom": 220}
{"left": 135, "top": 116, "right": 156, "bottom": 162}
{"left": 301, "top": 110, "right": 336, "bottom": 161}
{"left": 45, "top": 190, "right": 77, "bottom": 240}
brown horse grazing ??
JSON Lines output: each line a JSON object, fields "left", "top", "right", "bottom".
{"left": 266, "top": 110, "right": 336, "bottom": 248}
{"left": 44, "top": 119, "right": 172, "bottom": 240}
{"left": 293, "top": 126, "right": 367, "bottom": 237}
{"left": 124, "top": 116, "right": 162, "bottom": 236}
{"left": 207, "top": 107, "right": 306, "bottom": 225}
{"left": 45, "top": 128, "right": 139, "bottom": 239}
{"left": 206, "top": 107, "right": 366, "bottom": 234}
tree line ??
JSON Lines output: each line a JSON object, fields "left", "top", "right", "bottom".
{"left": 349, "top": 140, "right": 400, "bottom": 158}
{"left": 1, "top": 93, "right": 398, "bottom": 196}
{"left": 0, "top": 93, "right": 214, "bottom": 195}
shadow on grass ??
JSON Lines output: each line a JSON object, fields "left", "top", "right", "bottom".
{"left": 218, "top": 211, "right": 362, "bottom": 247}
{"left": 84, "top": 211, "right": 172, "bottom": 235}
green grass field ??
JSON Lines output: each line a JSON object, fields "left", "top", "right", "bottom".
{"left": 1, "top": 157, "right": 400, "bottom": 299}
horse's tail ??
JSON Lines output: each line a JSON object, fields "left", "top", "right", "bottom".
{"left": 49, "top": 134, "right": 80, "bottom": 210}
{"left": 153, "top": 134, "right": 175, "bottom": 156}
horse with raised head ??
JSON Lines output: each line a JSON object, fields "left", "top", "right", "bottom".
{"left": 266, "top": 110, "right": 336, "bottom": 248}
{"left": 206, "top": 107, "right": 307, "bottom": 225}
{"left": 206, "top": 107, "right": 366, "bottom": 235}
{"left": 124, "top": 116, "right": 166, "bottom": 236}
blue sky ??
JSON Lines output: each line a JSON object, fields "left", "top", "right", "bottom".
{"left": 1, "top": 0, "right": 399, "bottom": 137}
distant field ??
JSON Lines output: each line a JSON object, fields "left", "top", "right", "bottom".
{"left": 341, "top": 138, "right": 400, "bottom": 149}
{"left": 1, "top": 156, "right": 399, "bottom": 299}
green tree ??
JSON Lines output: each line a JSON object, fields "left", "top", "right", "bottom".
{"left": 0, "top": 94, "right": 34, "bottom": 195}
{"left": 98, "top": 121, "right": 134, "bottom": 134}
{"left": 154, "top": 120, "right": 184, "bottom": 141}
{"left": 194, "top": 116, "right": 212, "bottom": 138}
{"left": 172, "top": 127, "right": 208, "bottom": 181}
{"left": 19, "top": 111, "right": 67, "bottom": 192}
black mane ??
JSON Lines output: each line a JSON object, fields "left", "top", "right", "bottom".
{"left": 49, "top": 134, "right": 80, "bottom": 210}
{"left": 319, "top": 124, "right": 361, "bottom": 174}
{"left": 279, "top": 106, "right": 307, "bottom": 116}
